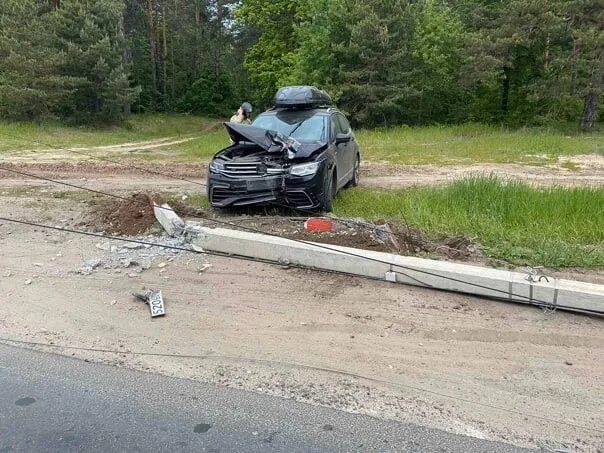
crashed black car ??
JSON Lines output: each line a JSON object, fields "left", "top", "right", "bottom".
{"left": 207, "top": 86, "right": 361, "bottom": 212}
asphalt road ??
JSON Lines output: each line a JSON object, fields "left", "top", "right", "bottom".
{"left": 0, "top": 344, "right": 530, "bottom": 452}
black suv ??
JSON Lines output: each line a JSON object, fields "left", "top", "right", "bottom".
{"left": 207, "top": 86, "right": 361, "bottom": 212}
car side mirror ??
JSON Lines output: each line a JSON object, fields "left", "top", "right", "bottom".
{"left": 335, "top": 132, "right": 352, "bottom": 144}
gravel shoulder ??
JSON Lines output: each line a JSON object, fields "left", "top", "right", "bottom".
{"left": 0, "top": 192, "right": 603, "bottom": 452}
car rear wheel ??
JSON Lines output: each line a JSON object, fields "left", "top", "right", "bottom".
{"left": 320, "top": 170, "right": 336, "bottom": 212}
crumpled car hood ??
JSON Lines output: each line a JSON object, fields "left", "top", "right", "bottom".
{"left": 224, "top": 122, "right": 326, "bottom": 159}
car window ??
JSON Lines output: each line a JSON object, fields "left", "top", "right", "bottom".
{"left": 336, "top": 114, "right": 351, "bottom": 134}
{"left": 330, "top": 115, "right": 340, "bottom": 142}
{"left": 252, "top": 113, "right": 326, "bottom": 142}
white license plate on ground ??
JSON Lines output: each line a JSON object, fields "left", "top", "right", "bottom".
{"left": 147, "top": 289, "right": 166, "bottom": 317}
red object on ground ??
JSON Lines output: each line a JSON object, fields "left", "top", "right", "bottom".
{"left": 304, "top": 217, "right": 335, "bottom": 233}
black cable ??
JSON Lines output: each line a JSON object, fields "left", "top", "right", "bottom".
{"left": 0, "top": 166, "right": 431, "bottom": 287}
{"left": 1, "top": 165, "right": 599, "bottom": 313}
{"left": 2, "top": 216, "right": 602, "bottom": 316}
{"left": 0, "top": 131, "right": 207, "bottom": 188}
{"left": 0, "top": 216, "right": 404, "bottom": 287}
{"left": 1, "top": 130, "right": 409, "bottom": 238}
{"left": 1, "top": 167, "right": 134, "bottom": 202}
{"left": 2, "top": 165, "right": 602, "bottom": 314}
{"left": 0, "top": 337, "right": 601, "bottom": 433}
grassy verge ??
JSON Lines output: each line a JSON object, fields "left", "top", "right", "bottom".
{"left": 357, "top": 123, "right": 604, "bottom": 165}
{"left": 2, "top": 115, "right": 602, "bottom": 165}
{"left": 333, "top": 177, "right": 604, "bottom": 267}
{"left": 0, "top": 114, "right": 220, "bottom": 153}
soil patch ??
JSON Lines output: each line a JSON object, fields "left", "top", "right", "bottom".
{"left": 85, "top": 192, "right": 158, "bottom": 235}
{"left": 194, "top": 211, "right": 479, "bottom": 261}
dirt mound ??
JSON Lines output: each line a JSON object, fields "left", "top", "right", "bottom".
{"left": 86, "top": 193, "right": 159, "bottom": 235}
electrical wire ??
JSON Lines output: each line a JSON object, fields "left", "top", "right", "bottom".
{"left": 3, "top": 164, "right": 601, "bottom": 315}
{"left": 0, "top": 166, "right": 431, "bottom": 287}
{"left": 0, "top": 167, "right": 604, "bottom": 314}
{"left": 0, "top": 337, "right": 601, "bottom": 434}
{"left": 1, "top": 130, "right": 408, "bottom": 238}
{"left": 0, "top": 131, "right": 207, "bottom": 188}
{"left": 1, "top": 215, "right": 602, "bottom": 316}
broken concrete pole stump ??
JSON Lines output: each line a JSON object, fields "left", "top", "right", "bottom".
{"left": 153, "top": 203, "right": 186, "bottom": 237}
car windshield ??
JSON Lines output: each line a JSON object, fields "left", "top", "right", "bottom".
{"left": 252, "top": 112, "right": 326, "bottom": 142}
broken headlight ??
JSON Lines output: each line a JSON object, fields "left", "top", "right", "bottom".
{"left": 290, "top": 162, "right": 319, "bottom": 177}
{"left": 209, "top": 161, "right": 224, "bottom": 173}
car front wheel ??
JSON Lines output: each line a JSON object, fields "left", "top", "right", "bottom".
{"left": 320, "top": 169, "right": 336, "bottom": 212}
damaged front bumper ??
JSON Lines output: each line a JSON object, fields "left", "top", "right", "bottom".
{"left": 207, "top": 167, "right": 326, "bottom": 210}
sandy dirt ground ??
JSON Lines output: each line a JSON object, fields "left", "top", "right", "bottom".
{"left": 0, "top": 182, "right": 603, "bottom": 452}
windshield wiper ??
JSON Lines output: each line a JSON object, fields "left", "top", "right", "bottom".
{"left": 288, "top": 121, "right": 305, "bottom": 137}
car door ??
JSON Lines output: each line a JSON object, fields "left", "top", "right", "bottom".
{"left": 335, "top": 113, "right": 355, "bottom": 183}
{"left": 330, "top": 114, "right": 347, "bottom": 188}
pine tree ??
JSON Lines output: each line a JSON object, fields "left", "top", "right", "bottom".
{"left": 53, "top": 0, "right": 140, "bottom": 123}
{"left": 330, "top": 0, "right": 418, "bottom": 127}
{"left": 0, "top": 0, "right": 75, "bottom": 120}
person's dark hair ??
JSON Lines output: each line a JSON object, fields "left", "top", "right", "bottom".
{"left": 241, "top": 102, "right": 253, "bottom": 117}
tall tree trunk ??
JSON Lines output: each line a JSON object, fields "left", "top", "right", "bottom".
{"left": 500, "top": 67, "right": 511, "bottom": 115}
{"left": 544, "top": 34, "right": 550, "bottom": 71}
{"left": 171, "top": 0, "right": 176, "bottom": 100}
{"left": 580, "top": 74, "right": 602, "bottom": 132}
{"left": 146, "top": 0, "right": 158, "bottom": 100}
{"left": 119, "top": 12, "right": 131, "bottom": 116}
{"left": 162, "top": 1, "right": 168, "bottom": 102}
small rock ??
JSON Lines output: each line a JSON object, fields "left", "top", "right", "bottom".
{"left": 33, "top": 263, "right": 43, "bottom": 267}
{"left": 122, "top": 243, "right": 143, "bottom": 250}
{"left": 24, "top": 279, "right": 32, "bottom": 285}
{"left": 110, "top": 300, "right": 117, "bottom": 306}
{"left": 157, "top": 262, "right": 167, "bottom": 268}
{"left": 56, "top": 253, "right": 63, "bottom": 257}
{"left": 3, "top": 271, "right": 12, "bottom": 277}
{"left": 198, "top": 264, "right": 212, "bottom": 273}
{"left": 182, "top": 195, "right": 189, "bottom": 201}
{"left": 565, "top": 360, "right": 573, "bottom": 366}
{"left": 128, "top": 273, "right": 140, "bottom": 278}
{"left": 85, "top": 259, "right": 102, "bottom": 268}
{"left": 96, "top": 242, "right": 111, "bottom": 251}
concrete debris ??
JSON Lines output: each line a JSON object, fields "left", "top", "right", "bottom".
{"left": 24, "top": 279, "right": 32, "bottom": 285}
{"left": 96, "top": 242, "right": 111, "bottom": 251}
{"left": 198, "top": 263, "right": 211, "bottom": 273}
{"left": 80, "top": 234, "right": 209, "bottom": 276}
{"left": 79, "top": 258, "right": 102, "bottom": 275}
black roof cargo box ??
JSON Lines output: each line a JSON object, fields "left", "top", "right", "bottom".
{"left": 274, "top": 86, "right": 333, "bottom": 109}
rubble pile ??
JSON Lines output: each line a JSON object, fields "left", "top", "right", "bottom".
{"left": 78, "top": 234, "right": 208, "bottom": 276}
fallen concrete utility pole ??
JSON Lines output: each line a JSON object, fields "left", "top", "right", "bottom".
{"left": 153, "top": 206, "right": 603, "bottom": 315}
{"left": 192, "top": 226, "right": 603, "bottom": 315}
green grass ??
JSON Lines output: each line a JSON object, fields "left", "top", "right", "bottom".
{"left": 356, "top": 123, "right": 604, "bottom": 165}
{"left": 3, "top": 115, "right": 602, "bottom": 166}
{"left": 333, "top": 177, "right": 604, "bottom": 267}
{"left": 0, "top": 113, "right": 220, "bottom": 153}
